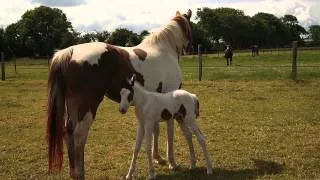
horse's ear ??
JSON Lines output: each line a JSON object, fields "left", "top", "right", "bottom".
{"left": 187, "top": 9, "right": 192, "bottom": 18}
{"left": 176, "top": 11, "right": 181, "bottom": 16}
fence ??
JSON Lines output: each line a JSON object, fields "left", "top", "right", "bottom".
{"left": 182, "top": 42, "right": 320, "bottom": 81}
{"left": 1, "top": 45, "right": 320, "bottom": 81}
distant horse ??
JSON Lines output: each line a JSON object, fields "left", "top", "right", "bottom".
{"left": 251, "top": 45, "right": 259, "bottom": 57}
{"left": 47, "top": 10, "right": 193, "bottom": 179}
{"left": 224, "top": 45, "right": 233, "bottom": 66}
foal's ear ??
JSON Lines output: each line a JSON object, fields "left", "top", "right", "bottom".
{"left": 130, "top": 74, "right": 136, "bottom": 85}
{"left": 176, "top": 11, "right": 181, "bottom": 16}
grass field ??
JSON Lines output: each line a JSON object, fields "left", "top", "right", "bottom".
{"left": 0, "top": 51, "right": 319, "bottom": 179}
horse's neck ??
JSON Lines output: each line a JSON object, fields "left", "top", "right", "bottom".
{"left": 133, "top": 82, "right": 152, "bottom": 106}
{"left": 140, "top": 21, "right": 184, "bottom": 53}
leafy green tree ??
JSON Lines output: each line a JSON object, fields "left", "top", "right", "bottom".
{"left": 139, "top": 30, "right": 150, "bottom": 42}
{"left": 253, "top": 12, "right": 290, "bottom": 47}
{"left": 309, "top": 25, "right": 320, "bottom": 43}
{"left": 14, "top": 5, "right": 73, "bottom": 56}
{"left": 94, "top": 30, "right": 110, "bottom": 42}
{"left": 108, "top": 28, "right": 140, "bottom": 46}
{"left": 5, "top": 23, "right": 26, "bottom": 56}
{"left": 281, "top": 14, "right": 307, "bottom": 43}
{"left": 190, "top": 22, "right": 212, "bottom": 52}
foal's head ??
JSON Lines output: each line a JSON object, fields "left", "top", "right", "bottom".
{"left": 119, "top": 75, "right": 136, "bottom": 114}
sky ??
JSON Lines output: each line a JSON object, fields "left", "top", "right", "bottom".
{"left": 0, "top": 0, "right": 319, "bottom": 33}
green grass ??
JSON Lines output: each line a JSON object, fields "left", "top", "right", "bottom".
{"left": 0, "top": 52, "right": 319, "bottom": 179}
{"left": 180, "top": 50, "right": 320, "bottom": 80}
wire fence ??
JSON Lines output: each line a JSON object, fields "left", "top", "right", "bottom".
{"left": 1, "top": 46, "right": 320, "bottom": 81}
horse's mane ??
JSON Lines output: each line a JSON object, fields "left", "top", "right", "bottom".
{"left": 141, "top": 16, "right": 189, "bottom": 51}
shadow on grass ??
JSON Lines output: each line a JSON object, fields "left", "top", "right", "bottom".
{"left": 157, "top": 159, "right": 285, "bottom": 180}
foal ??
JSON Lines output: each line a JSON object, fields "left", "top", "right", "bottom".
{"left": 120, "top": 75, "right": 213, "bottom": 179}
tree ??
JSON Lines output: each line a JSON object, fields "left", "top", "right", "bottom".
{"left": 281, "top": 14, "right": 307, "bottom": 43}
{"left": 309, "top": 25, "right": 320, "bottom": 43}
{"left": 253, "top": 13, "right": 290, "bottom": 47}
{"left": 5, "top": 23, "right": 26, "bottom": 57}
{"left": 13, "top": 6, "right": 73, "bottom": 56}
{"left": 139, "top": 30, "right": 150, "bottom": 42}
{"left": 107, "top": 28, "right": 141, "bottom": 46}
{"left": 94, "top": 30, "right": 110, "bottom": 42}
{"left": 190, "top": 22, "right": 212, "bottom": 53}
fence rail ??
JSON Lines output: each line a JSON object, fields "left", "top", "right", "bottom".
{"left": 1, "top": 46, "right": 320, "bottom": 81}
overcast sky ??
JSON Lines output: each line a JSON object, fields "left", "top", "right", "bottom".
{"left": 0, "top": 0, "right": 319, "bottom": 33}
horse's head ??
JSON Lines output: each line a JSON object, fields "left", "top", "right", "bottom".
{"left": 119, "top": 74, "right": 136, "bottom": 114}
{"left": 173, "top": 9, "right": 193, "bottom": 49}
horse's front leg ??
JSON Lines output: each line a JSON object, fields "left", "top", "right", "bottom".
{"left": 152, "top": 122, "right": 165, "bottom": 164}
{"left": 126, "top": 124, "right": 144, "bottom": 180}
{"left": 166, "top": 119, "right": 178, "bottom": 169}
{"left": 145, "top": 121, "right": 156, "bottom": 179}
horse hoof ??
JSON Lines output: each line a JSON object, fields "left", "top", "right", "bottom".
{"left": 148, "top": 173, "right": 156, "bottom": 180}
{"left": 125, "top": 174, "right": 132, "bottom": 180}
{"left": 190, "top": 164, "right": 196, "bottom": 169}
{"left": 153, "top": 157, "right": 166, "bottom": 165}
{"left": 169, "top": 164, "right": 181, "bottom": 170}
{"left": 207, "top": 168, "right": 213, "bottom": 175}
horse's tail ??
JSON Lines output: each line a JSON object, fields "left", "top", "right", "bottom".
{"left": 47, "top": 47, "right": 73, "bottom": 172}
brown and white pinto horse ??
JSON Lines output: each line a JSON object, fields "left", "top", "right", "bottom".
{"left": 47, "top": 10, "right": 193, "bottom": 179}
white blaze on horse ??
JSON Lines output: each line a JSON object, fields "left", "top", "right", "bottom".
{"left": 47, "top": 10, "right": 193, "bottom": 179}
{"left": 119, "top": 74, "right": 213, "bottom": 179}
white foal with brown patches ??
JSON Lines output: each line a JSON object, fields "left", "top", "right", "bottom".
{"left": 120, "top": 75, "right": 213, "bottom": 179}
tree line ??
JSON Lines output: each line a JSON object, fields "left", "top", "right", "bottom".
{"left": 0, "top": 6, "right": 319, "bottom": 58}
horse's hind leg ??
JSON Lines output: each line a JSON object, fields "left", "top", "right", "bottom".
{"left": 152, "top": 123, "right": 165, "bottom": 164}
{"left": 64, "top": 97, "right": 78, "bottom": 178}
{"left": 177, "top": 121, "right": 196, "bottom": 169}
{"left": 68, "top": 110, "right": 95, "bottom": 180}
{"left": 185, "top": 117, "right": 213, "bottom": 175}
{"left": 166, "top": 119, "right": 178, "bottom": 169}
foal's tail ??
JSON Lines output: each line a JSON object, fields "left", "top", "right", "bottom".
{"left": 47, "top": 48, "right": 73, "bottom": 172}
{"left": 191, "top": 94, "right": 200, "bottom": 118}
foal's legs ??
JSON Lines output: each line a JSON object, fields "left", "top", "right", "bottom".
{"left": 177, "top": 121, "right": 196, "bottom": 169}
{"left": 166, "top": 119, "right": 178, "bottom": 169}
{"left": 185, "top": 117, "right": 213, "bottom": 175}
{"left": 126, "top": 124, "right": 144, "bottom": 180}
{"left": 145, "top": 121, "right": 156, "bottom": 179}
{"left": 152, "top": 123, "right": 165, "bottom": 164}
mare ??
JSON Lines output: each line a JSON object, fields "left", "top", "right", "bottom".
{"left": 47, "top": 10, "right": 193, "bottom": 179}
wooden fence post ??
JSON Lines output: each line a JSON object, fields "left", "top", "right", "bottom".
{"left": 14, "top": 56, "right": 17, "bottom": 73}
{"left": 198, "top": 44, "right": 202, "bottom": 81}
{"left": 292, "top": 41, "right": 298, "bottom": 80}
{"left": 1, "top": 52, "right": 5, "bottom": 81}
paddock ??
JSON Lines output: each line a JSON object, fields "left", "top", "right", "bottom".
{"left": 0, "top": 51, "right": 319, "bottom": 179}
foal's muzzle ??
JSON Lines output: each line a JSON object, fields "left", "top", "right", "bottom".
{"left": 119, "top": 108, "right": 127, "bottom": 114}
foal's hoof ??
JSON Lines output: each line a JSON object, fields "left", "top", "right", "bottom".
{"left": 207, "top": 168, "right": 213, "bottom": 175}
{"left": 148, "top": 173, "right": 156, "bottom": 180}
{"left": 153, "top": 157, "right": 166, "bottom": 165}
{"left": 169, "top": 163, "right": 181, "bottom": 171}
{"left": 125, "top": 174, "right": 132, "bottom": 180}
